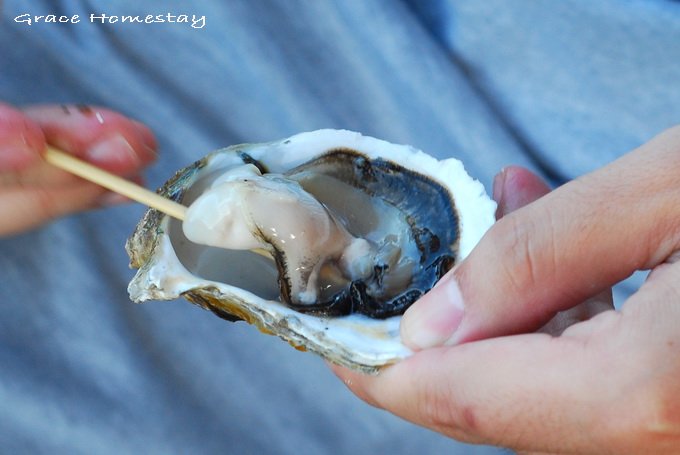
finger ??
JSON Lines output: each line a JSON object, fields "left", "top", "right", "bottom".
{"left": 23, "top": 104, "right": 157, "bottom": 175}
{"left": 538, "top": 289, "right": 613, "bottom": 336}
{"left": 333, "top": 332, "right": 616, "bottom": 452}
{"left": 401, "top": 165, "right": 550, "bottom": 348}
{"left": 495, "top": 167, "right": 616, "bottom": 336}
{"left": 0, "top": 183, "right": 107, "bottom": 236}
{"left": 334, "top": 264, "right": 680, "bottom": 454}
{"left": 0, "top": 103, "right": 45, "bottom": 171}
{"left": 0, "top": 171, "right": 146, "bottom": 237}
{"left": 401, "top": 126, "right": 680, "bottom": 348}
{"left": 493, "top": 165, "right": 551, "bottom": 219}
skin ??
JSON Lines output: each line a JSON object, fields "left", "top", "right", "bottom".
{"left": 0, "top": 102, "right": 157, "bottom": 236}
{"left": 332, "top": 126, "right": 680, "bottom": 454}
{"left": 3, "top": 99, "right": 678, "bottom": 452}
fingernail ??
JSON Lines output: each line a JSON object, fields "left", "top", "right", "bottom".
{"left": 400, "top": 275, "right": 465, "bottom": 349}
{"left": 86, "top": 134, "right": 139, "bottom": 165}
{"left": 493, "top": 168, "right": 508, "bottom": 219}
{"left": 130, "top": 120, "right": 158, "bottom": 163}
{"left": 132, "top": 120, "right": 157, "bottom": 148}
{"left": 492, "top": 168, "right": 506, "bottom": 200}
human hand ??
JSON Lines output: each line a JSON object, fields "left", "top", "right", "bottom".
{"left": 332, "top": 126, "right": 680, "bottom": 454}
{"left": 0, "top": 102, "right": 157, "bottom": 236}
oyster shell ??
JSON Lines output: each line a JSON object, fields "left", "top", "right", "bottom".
{"left": 126, "top": 130, "right": 495, "bottom": 373}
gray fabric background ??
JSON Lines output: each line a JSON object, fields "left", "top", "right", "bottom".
{"left": 1, "top": 1, "right": 678, "bottom": 453}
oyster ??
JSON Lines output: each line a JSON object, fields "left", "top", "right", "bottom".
{"left": 126, "top": 130, "right": 495, "bottom": 373}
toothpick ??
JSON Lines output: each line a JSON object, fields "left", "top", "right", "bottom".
{"left": 44, "top": 146, "right": 187, "bottom": 220}
{"left": 43, "top": 146, "right": 272, "bottom": 260}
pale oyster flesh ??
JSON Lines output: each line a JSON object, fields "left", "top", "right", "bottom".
{"left": 126, "top": 130, "right": 496, "bottom": 372}
{"left": 182, "top": 149, "right": 458, "bottom": 319}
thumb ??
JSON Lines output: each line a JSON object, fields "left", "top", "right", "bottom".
{"left": 400, "top": 165, "right": 551, "bottom": 348}
{"left": 401, "top": 126, "right": 680, "bottom": 349}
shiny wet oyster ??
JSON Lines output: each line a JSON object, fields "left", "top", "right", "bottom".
{"left": 126, "top": 130, "right": 495, "bottom": 373}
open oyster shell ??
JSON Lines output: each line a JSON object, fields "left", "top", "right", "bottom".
{"left": 126, "top": 130, "right": 495, "bottom": 373}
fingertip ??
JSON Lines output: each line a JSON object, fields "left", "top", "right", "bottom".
{"left": 492, "top": 167, "right": 508, "bottom": 201}
{"left": 0, "top": 103, "right": 45, "bottom": 171}
{"left": 95, "top": 191, "right": 133, "bottom": 208}
{"left": 400, "top": 273, "right": 465, "bottom": 350}
{"left": 327, "top": 362, "right": 355, "bottom": 385}
{"left": 494, "top": 166, "right": 551, "bottom": 217}
{"left": 326, "top": 361, "right": 386, "bottom": 409}
{"left": 421, "top": 167, "right": 552, "bottom": 346}
{"left": 498, "top": 166, "right": 550, "bottom": 218}
{"left": 130, "top": 120, "right": 158, "bottom": 164}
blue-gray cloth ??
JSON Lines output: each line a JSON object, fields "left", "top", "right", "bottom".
{"left": 1, "top": 1, "right": 679, "bottom": 453}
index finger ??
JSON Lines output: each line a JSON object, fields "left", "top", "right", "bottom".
{"left": 406, "top": 126, "right": 680, "bottom": 348}
{"left": 332, "top": 309, "right": 640, "bottom": 453}
{"left": 24, "top": 104, "right": 157, "bottom": 175}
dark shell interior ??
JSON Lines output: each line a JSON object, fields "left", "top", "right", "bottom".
{"left": 164, "top": 148, "right": 460, "bottom": 320}
{"left": 255, "top": 149, "right": 459, "bottom": 318}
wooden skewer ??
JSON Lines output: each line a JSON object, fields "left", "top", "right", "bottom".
{"left": 44, "top": 146, "right": 188, "bottom": 221}
{"left": 43, "top": 146, "right": 272, "bottom": 260}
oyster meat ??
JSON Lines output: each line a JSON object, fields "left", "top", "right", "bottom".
{"left": 126, "top": 130, "right": 495, "bottom": 372}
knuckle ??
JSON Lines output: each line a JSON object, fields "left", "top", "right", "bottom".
{"left": 492, "top": 209, "right": 558, "bottom": 299}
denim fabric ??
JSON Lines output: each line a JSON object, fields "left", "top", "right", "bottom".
{"left": 1, "top": 1, "right": 678, "bottom": 453}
